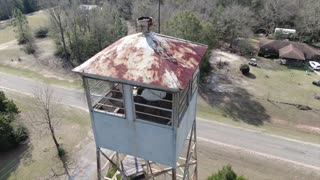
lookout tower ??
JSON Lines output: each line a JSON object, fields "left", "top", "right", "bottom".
{"left": 73, "top": 17, "right": 208, "bottom": 180}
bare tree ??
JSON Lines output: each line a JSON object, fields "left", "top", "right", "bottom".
{"left": 33, "top": 86, "right": 60, "bottom": 151}
{"left": 31, "top": 85, "right": 71, "bottom": 178}
{"left": 296, "top": 0, "right": 320, "bottom": 42}
{"left": 258, "top": 0, "right": 299, "bottom": 33}
{"left": 40, "top": 0, "right": 70, "bottom": 61}
{"left": 217, "top": 4, "right": 255, "bottom": 48}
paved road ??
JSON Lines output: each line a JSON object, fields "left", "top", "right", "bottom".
{"left": 1, "top": 72, "right": 320, "bottom": 173}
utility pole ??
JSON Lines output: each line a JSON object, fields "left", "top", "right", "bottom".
{"left": 158, "top": 0, "right": 161, "bottom": 33}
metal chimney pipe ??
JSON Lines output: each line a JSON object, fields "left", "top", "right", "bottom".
{"left": 137, "top": 17, "right": 153, "bottom": 33}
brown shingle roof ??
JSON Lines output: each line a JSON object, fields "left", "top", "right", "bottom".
{"left": 260, "top": 40, "right": 320, "bottom": 60}
{"left": 279, "top": 44, "right": 305, "bottom": 60}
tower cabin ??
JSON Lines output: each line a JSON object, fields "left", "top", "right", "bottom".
{"left": 73, "top": 17, "right": 208, "bottom": 168}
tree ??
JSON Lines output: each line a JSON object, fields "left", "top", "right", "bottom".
{"left": 32, "top": 86, "right": 61, "bottom": 156}
{"left": 216, "top": 4, "right": 255, "bottom": 48}
{"left": 165, "top": 11, "right": 202, "bottom": 42}
{"left": 22, "top": 0, "right": 39, "bottom": 14}
{"left": 296, "top": 0, "right": 320, "bottom": 43}
{"left": 12, "top": 8, "right": 30, "bottom": 44}
{"left": 31, "top": 85, "right": 70, "bottom": 177}
{"left": 164, "top": 11, "right": 215, "bottom": 79}
{"left": 0, "top": 91, "right": 28, "bottom": 152}
{"left": 258, "top": 0, "right": 299, "bottom": 34}
{"left": 0, "top": 0, "right": 11, "bottom": 19}
{"left": 43, "top": 0, "right": 70, "bottom": 61}
{"left": 48, "top": 0, "right": 127, "bottom": 65}
{"left": 12, "top": 8, "right": 35, "bottom": 54}
{"left": 240, "top": 64, "right": 250, "bottom": 75}
{"left": 207, "top": 165, "right": 247, "bottom": 180}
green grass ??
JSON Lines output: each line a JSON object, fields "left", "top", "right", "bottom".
{"left": 0, "top": 90, "right": 90, "bottom": 180}
{"left": 250, "top": 65, "right": 320, "bottom": 109}
{"left": 0, "top": 11, "right": 49, "bottom": 44}
{"left": 197, "top": 97, "right": 320, "bottom": 144}
{"left": 197, "top": 56, "right": 320, "bottom": 144}
{"left": 0, "top": 64, "right": 82, "bottom": 89}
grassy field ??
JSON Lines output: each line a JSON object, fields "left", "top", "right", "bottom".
{"left": 0, "top": 90, "right": 90, "bottom": 180}
{"left": 0, "top": 11, "right": 49, "bottom": 44}
{"left": 0, "top": 63, "right": 82, "bottom": 89}
{"left": 198, "top": 50, "right": 320, "bottom": 144}
{"left": 0, "top": 11, "right": 82, "bottom": 89}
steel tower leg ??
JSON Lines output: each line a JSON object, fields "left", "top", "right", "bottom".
{"left": 193, "top": 120, "right": 198, "bottom": 180}
{"left": 96, "top": 147, "right": 102, "bottom": 180}
{"left": 182, "top": 119, "right": 197, "bottom": 180}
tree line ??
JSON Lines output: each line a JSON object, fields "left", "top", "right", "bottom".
{"left": 0, "top": 0, "right": 39, "bottom": 20}
{"left": 9, "top": 0, "right": 320, "bottom": 70}
{"left": 42, "top": 0, "right": 128, "bottom": 66}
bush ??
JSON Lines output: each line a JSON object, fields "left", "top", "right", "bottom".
{"left": 237, "top": 40, "right": 255, "bottom": 57}
{"left": 258, "top": 50, "right": 279, "bottom": 58}
{"left": 58, "top": 146, "right": 66, "bottom": 158}
{"left": 200, "top": 51, "right": 212, "bottom": 81}
{"left": 24, "top": 44, "right": 36, "bottom": 54}
{"left": 0, "top": 91, "right": 28, "bottom": 152}
{"left": 14, "top": 125, "right": 28, "bottom": 143}
{"left": 35, "top": 27, "right": 49, "bottom": 38}
{"left": 240, "top": 64, "right": 250, "bottom": 75}
{"left": 207, "top": 165, "right": 247, "bottom": 180}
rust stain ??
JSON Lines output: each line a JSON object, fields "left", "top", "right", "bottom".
{"left": 73, "top": 32, "right": 208, "bottom": 90}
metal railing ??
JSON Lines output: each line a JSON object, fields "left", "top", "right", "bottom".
{"left": 133, "top": 87, "right": 173, "bottom": 126}
{"left": 87, "top": 78, "right": 126, "bottom": 117}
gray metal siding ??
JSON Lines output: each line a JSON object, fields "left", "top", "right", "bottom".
{"left": 175, "top": 91, "right": 198, "bottom": 161}
{"left": 93, "top": 111, "right": 176, "bottom": 167}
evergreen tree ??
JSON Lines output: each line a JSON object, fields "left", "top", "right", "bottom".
{"left": 12, "top": 8, "right": 35, "bottom": 53}
{"left": 0, "top": 91, "right": 28, "bottom": 152}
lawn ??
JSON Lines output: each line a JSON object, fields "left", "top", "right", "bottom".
{"left": 0, "top": 11, "right": 49, "bottom": 44}
{"left": 0, "top": 90, "right": 90, "bottom": 180}
{"left": 0, "top": 63, "right": 82, "bottom": 89}
{"left": 0, "top": 11, "right": 82, "bottom": 89}
{"left": 198, "top": 50, "right": 320, "bottom": 144}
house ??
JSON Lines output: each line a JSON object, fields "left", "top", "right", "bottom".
{"left": 279, "top": 44, "right": 305, "bottom": 66}
{"left": 259, "top": 40, "right": 320, "bottom": 66}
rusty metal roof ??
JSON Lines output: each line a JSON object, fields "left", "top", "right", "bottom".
{"left": 73, "top": 32, "right": 208, "bottom": 90}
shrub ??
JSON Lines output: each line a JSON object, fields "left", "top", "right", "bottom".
{"left": 237, "top": 40, "right": 255, "bottom": 57}
{"left": 240, "top": 64, "right": 250, "bottom": 75}
{"left": 207, "top": 165, "right": 247, "bottom": 180}
{"left": 257, "top": 51, "right": 279, "bottom": 58}
{"left": 24, "top": 44, "right": 36, "bottom": 54}
{"left": 14, "top": 125, "right": 28, "bottom": 143}
{"left": 200, "top": 51, "right": 212, "bottom": 81}
{"left": 35, "top": 27, "right": 49, "bottom": 38}
{"left": 0, "top": 91, "right": 28, "bottom": 152}
{"left": 58, "top": 146, "right": 66, "bottom": 158}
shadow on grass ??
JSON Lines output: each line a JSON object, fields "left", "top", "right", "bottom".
{"left": 0, "top": 143, "right": 33, "bottom": 180}
{"left": 200, "top": 75, "right": 270, "bottom": 126}
{"left": 286, "top": 65, "right": 309, "bottom": 72}
{"left": 245, "top": 73, "right": 256, "bottom": 79}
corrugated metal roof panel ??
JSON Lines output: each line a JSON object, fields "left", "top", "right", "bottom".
{"left": 73, "top": 32, "right": 208, "bottom": 90}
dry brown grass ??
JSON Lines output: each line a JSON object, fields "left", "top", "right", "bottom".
{"left": 198, "top": 49, "right": 320, "bottom": 143}
{"left": 0, "top": 90, "right": 90, "bottom": 180}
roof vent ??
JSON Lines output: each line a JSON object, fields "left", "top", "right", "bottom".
{"left": 137, "top": 17, "right": 153, "bottom": 33}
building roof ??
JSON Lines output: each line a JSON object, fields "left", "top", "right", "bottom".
{"left": 279, "top": 44, "right": 305, "bottom": 60}
{"left": 73, "top": 32, "right": 208, "bottom": 90}
{"left": 259, "top": 40, "right": 320, "bottom": 60}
